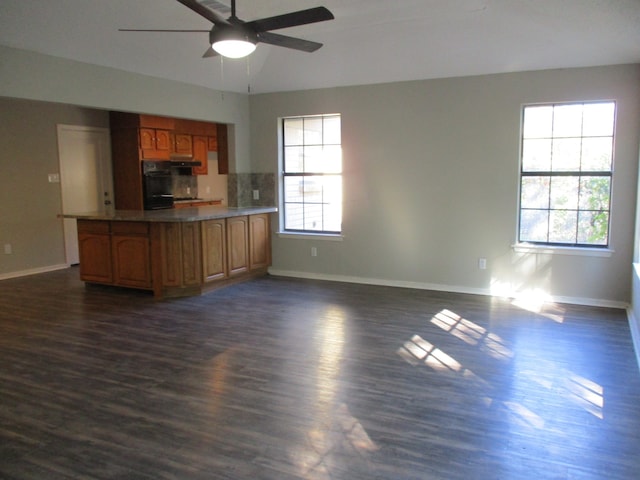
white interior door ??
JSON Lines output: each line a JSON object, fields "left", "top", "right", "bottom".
{"left": 57, "top": 125, "right": 112, "bottom": 265}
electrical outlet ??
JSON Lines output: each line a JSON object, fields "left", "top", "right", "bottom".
{"left": 311, "top": 247, "right": 318, "bottom": 257}
{"left": 4, "top": 244, "right": 12, "bottom": 255}
{"left": 478, "top": 258, "right": 487, "bottom": 270}
{"left": 253, "top": 189, "right": 260, "bottom": 200}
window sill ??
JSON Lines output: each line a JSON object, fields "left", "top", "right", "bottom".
{"left": 512, "top": 243, "right": 614, "bottom": 257}
{"left": 277, "top": 231, "right": 344, "bottom": 241}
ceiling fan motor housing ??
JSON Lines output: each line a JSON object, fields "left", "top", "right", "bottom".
{"left": 209, "top": 24, "right": 258, "bottom": 46}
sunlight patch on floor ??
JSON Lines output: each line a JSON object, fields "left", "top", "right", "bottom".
{"left": 430, "top": 309, "right": 513, "bottom": 360}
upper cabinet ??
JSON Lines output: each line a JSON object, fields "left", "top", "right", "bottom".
{"left": 172, "top": 133, "right": 193, "bottom": 155}
{"left": 139, "top": 128, "right": 171, "bottom": 159}
{"left": 192, "top": 135, "right": 208, "bottom": 176}
{"left": 109, "top": 111, "right": 231, "bottom": 209}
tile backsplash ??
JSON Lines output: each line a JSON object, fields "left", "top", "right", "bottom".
{"left": 173, "top": 174, "right": 198, "bottom": 199}
{"left": 228, "top": 173, "right": 276, "bottom": 207}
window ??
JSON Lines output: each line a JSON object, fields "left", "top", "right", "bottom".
{"left": 281, "top": 114, "right": 342, "bottom": 234}
{"left": 518, "top": 102, "right": 615, "bottom": 247}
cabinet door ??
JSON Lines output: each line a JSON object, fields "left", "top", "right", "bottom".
{"left": 173, "top": 133, "right": 192, "bottom": 155}
{"left": 181, "top": 222, "right": 202, "bottom": 286}
{"left": 227, "top": 216, "right": 248, "bottom": 277}
{"left": 139, "top": 128, "right": 155, "bottom": 150}
{"left": 202, "top": 219, "right": 227, "bottom": 282}
{"left": 249, "top": 214, "right": 271, "bottom": 271}
{"left": 159, "top": 223, "right": 183, "bottom": 287}
{"left": 192, "top": 135, "right": 208, "bottom": 175}
{"left": 155, "top": 129, "right": 171, "bottom": 151}
{"left": 112, "top": 235, "right": 151, "bottom": 288}
{"left": 78, "top": 233, "right": 113, "bottom": 283}
{"left": 207, "top": 135, "right": 217, "bottom": 151}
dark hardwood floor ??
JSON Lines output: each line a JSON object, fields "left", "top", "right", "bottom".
{"left": 1, "top": 267, "right": 640, "bottom": 479}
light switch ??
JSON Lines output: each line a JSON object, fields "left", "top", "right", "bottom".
{"left": 48, "top": 173, "right": 60, "bottom": 183}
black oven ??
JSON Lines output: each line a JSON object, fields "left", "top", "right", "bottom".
{"left": 142, "top": 161, "right": 174, "bottom": 210}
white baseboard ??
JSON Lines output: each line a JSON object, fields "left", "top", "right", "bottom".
{"left": 267, "top": 268, "right": 629, "bottom": 309}
{"left": 627, "top": 307, "right": 640, "bottom": 373}
{"left": 0, "top": 264, "right": 69, "bottom": 281}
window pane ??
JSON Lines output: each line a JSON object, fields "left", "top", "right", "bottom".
{"left": 284, "top": 176, "right": 303, "bottom": 203}
{"left": 284, "top": 146, "right": 304, "bottom": 172}
{"left": 523, "top": 106, "right": 553, "bottom": 139}
{"left": 521, "top": 177, "right": 549, "bottom": 209}
{"left": 522, "top": 139, "right": 552, "bottom": 171}
{"left": 550, "top": 176, "right": 579, "bottom": 209}
{"left": 551, "top": 138, "right": 581, "bottom": 171}
{"left": 322, "top": 176, "right": 342, "bottom": 232}
{"left": 549, "top": 210, "right": 578, "bottom": 244}
{"left": 323, "top": 145, "right": 342, "bottom": 173}
{"left": 323, "top": 115, "right": 341, "bottom": 144}
{"left": 284, "top": 118, "right": 303, "bottom": 145}
{"left": 582, "top": 103, "right": 615, "bottom": 137}
{"left": 520, "top": 209, "right": 549, "bottom": 242}
{"left": 284, "top": 203, "right": 304, "bottom": 230}
{"left": 304, "top": 117, "right": 323, "bottom": 144}
{"left": 304, "top": 146, "right": 325, "bottom": 172}
{"left": 303, "top": 203, "right": 323, "bottom": 231}
{"left": 553, "top": 104, "right": 583, "bottom": 137}
{"left": 578, "top": 177, "right": 610, "bottom": 210}
{"left": 581, "top": 137, "right": 612, "bottom": 171}
{"left": 577, "top": 211, "right": 609, "bottom": 245}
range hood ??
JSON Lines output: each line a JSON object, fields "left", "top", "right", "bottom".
{"left": 169, "top": 154, "right": 201, "bottom": 167}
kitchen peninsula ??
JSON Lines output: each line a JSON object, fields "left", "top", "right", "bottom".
{"left": 64, "top": 206, "right": 276, "bottom": 299}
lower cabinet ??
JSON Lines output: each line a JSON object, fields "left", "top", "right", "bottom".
{"left": 78, "top": 221, "right": 113, "bottom": 284}
{"left": 249, "top": 214, "right": 271, "bottom": 271}
{"left": 227, "top": 216, "right": 249, "bottom": 277}
{"left": 77, "top": 214, "right": 271, "bottom": 298}
{"left": 77, "top": 220, "right": 151, "bottom": 289}
{"left": 202, "top": 219, "right": 227, "bottom": 282}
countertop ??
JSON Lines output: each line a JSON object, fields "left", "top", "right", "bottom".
{"left": 62, "top": 205, "right": 278, "bottom": 223}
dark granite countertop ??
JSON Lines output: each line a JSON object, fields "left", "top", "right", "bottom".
{"left": 61, "top": 205, "right": 277, "bottom": 223}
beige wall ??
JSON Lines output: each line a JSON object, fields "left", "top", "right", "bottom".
{"left": 0, "top": 98, "right": 109, "bottom": 276}
{"left": 250, "top": 64, "right": 640, "bottom": 306}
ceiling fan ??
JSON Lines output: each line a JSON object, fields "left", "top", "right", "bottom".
{"left": 120, "top": 0, "right": 334, "bottom": 59}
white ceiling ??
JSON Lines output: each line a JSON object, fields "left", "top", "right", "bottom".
{"left": 1, "top": 0, "right": 639, "bottom": 94}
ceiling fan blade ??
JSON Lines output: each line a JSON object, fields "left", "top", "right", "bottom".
{"left": 175, "top": 0, "right": 229, "bottom": 25}
{"left": 119, "top": 29, "right": 209, "bottom": 32}
{"left": 257, "top": 31, "right": 323, "bottom": 53}
{"left": 245, "top": 7, "right": 334, "bottom": 33}
{"left": 202, "top": 46, "right": 219, "bottom": 58}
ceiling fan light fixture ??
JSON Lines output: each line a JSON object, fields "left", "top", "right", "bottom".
{"left": 210, "top": 27, "right": 257, "bottom": 58}
{"left": 212, "top": 38, "right": 256, "bottom": 58}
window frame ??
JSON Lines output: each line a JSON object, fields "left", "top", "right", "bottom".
{"left": 279, "top": 113, "right": 343, "bottom": 236}
{"left": 516, "top": 101, "right": 616, "bottom": 250}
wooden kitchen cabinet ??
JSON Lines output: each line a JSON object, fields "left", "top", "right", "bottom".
{"left": 249, "top": 214, "right": 271, "bottom": 271}
{"left": 77, "top": 220, "right": 113, "bottom": 284}
{"left": 226, "top": 215, "right": 249, "bottom": 277}
{"left": 173, "top": 133, "right": 192, "bottom": 155}
{"left": 111, "top": 235, "right": 151, "bottom": 288}
{"left": 139, "top": 128, "right": 171, "bottom": 159}
{"left": 192, "top": 135, "right": 208, "bottom": 175}
{"left": 77, "top": 220, "right": 151, "bottom": 289}
{"left": 202, "top": 219, "right": 227, "bottom": 282}
{"left": 75, "top": 212, "right": 272, "bottom": 298}
{"left": 111, "top": 222, "right": 151, "bottom": 288}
